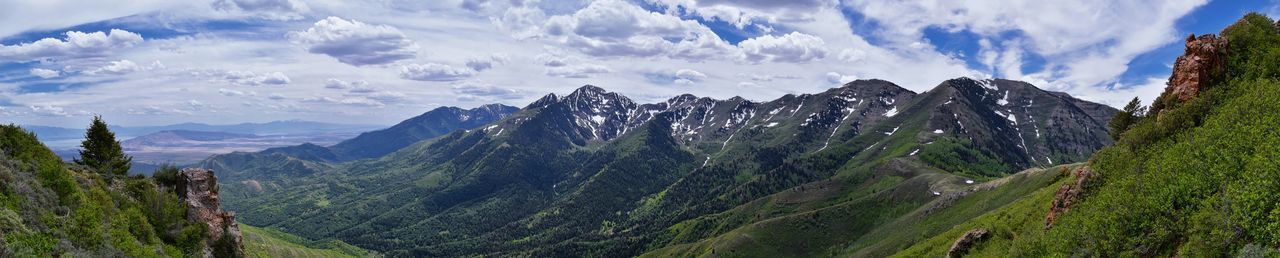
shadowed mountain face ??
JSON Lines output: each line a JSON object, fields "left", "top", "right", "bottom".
{"left": 213, "top": 78, "right": 1117, "bottom": 257}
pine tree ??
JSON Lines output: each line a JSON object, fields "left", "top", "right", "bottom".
{"left": 74, "top": 115, "right": 131, "bottom": 176}
{"left": 1108, "top": 97, "right": 1147, "bottom": 140}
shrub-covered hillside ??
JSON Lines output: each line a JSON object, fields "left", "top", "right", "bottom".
{"left": 0, "top": 124, "right": 216, "bottom": 256}
{"left": 898, "top": 13, "right": 1280, "bottom": 257}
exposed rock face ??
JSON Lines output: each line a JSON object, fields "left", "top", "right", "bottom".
{"left": 1044, "top": 166, "right": 1096, "bottom": 229}
{"left": 947, "top": 228, "right": 990, "bottom": 258}
{"left": 1165, "top": 33, "right": 1227, "bottom": 102}
{"left": 178, "top": 168, "right": 243, "bottom": 257}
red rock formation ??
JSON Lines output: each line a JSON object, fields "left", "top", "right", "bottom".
{"left": 178, "top": 168, "right": 243, "bottom": 257}
{"left": 1044, "top": 166, "right": 1095, "bottom": 229}
{"left": 1164, "top": 33, "right": 1227, "bottom": 102}
{"left": 947, "top": 228, "right": 990, "bottom": 258}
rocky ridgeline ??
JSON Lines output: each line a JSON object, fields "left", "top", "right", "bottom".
{"left": 1166, "top": 33, "right": 1227, "bottom": 103}
{"left": 178, "top": 168, "right": 244, "bottom": 257}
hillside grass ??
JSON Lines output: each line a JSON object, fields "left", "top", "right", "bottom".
{"left": 242, "top": 224, "right": 374, "bottom": 258}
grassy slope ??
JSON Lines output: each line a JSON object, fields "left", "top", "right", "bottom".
{"left": 241, "top": 224, "right": 374, "bottom": 258}
{"left": 895, "top": 13, "right": 1280, "bottom": 257}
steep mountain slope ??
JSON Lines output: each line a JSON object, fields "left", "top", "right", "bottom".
{"left": 219, "top": 78, "right": 1116, "bottom": 256}
{"left": 0, "top": 125, "right": 243, "bottom": 256}
{"left": 896, "top": 13, "right": 1280, "bottom": 257}
{"left": 198, "top": 104, "right": 518, "bottom": 180}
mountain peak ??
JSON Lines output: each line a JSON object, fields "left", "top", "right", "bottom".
{"left": 572, "top": 84, "right": 606, "bottom": 94}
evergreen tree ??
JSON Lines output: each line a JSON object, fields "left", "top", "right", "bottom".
{"left": 74, "top": 115, "right": 131, "bottom": 176}
{"left": 1108, "top": 97, "right": 1147, "bottom": 140}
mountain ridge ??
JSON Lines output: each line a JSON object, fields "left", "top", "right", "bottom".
{"left": 214, "top": 76, "right": 1119, "bottom": 257}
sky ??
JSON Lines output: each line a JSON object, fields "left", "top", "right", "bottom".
{"left": 0, "top": 0, "right": 1274, "bottom": 127}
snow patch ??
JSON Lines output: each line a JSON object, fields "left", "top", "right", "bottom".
{"left": 765, "top": 122, "right": 779, "bottom": 128}
{"left": 933, "top": 129, "right": 943, "bottom": 134}
{"left": 884, "top": 126, "right": 899, "bottom": 135}
{"left": 884, "top": 107, "right": 898, "bottom": 117}
{"left": 909, "top": 149, "right": 919, "bottom": 156}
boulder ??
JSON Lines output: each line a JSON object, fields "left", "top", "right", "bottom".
{"left": 947, "top": 228, "right": 990, "bottom": 258}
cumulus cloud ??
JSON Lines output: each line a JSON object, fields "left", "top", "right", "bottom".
{"left": 212, "top": 0, "right": 310, "bottom": 21}
{"left": 545, "top": 64, "right": 611, "bottom": 78}
{"left": 324, "top": 78, "right": 367, "bottom": 89}
{"left": 86, "top": 60, "right": 164, "bottom": 75}
{"left": 825, "top": 72, "right": 857, "bottom": 84}
{"left": 739, "top": 31, "right": 827, "bottom": 63}
{"left": 29, "top": 68, "right": 60, "bottom": 78}
{"left": 465, "top": 54, "right": 509, "bottom": 71}
{"left": 653, "top": 68, "right": 707, "bottom": 85}
{"left": 0, "top": 29, "right": 143, "bottom": 62}
{"left": 650, "top": 0, "right": 831, "bottom": 29}
{"left": 29, "top": 104, "right": 84, "bottom": 117}
{"left": 536, "top": 53, "right": 570, "bottom": 67}
{"left": 540, "top": 0, "right": 736, "bottom": 60}
{"left": 399, "top": 63, "right": 475, "bottom": 81}
{"left": 288, "top": 17, "right": 418, "bottom": 66}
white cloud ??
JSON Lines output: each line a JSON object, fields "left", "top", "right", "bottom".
{"left": 545, "top": 63, "right": 611, "bottom": 78}
{"left": 0, "top": 29, "right": 143, "bottom": 62}
{"left": 675, "top": 69, "right": 707, "bottom": 82}
{"left": 537, "top": 53, "right": 570, "bottom": 67}
{"left": 843, "top": 0, "right": 1206, "bottom": 92}
{"left": 287, "top": 17, "right": 418, "bottom": 66}
{"left": 29, "top": 104, "right": 85, "bottom": 117}
{"left": 86, "top": 60, "right": 165, "bottom": 75}
{"left": 218, "top": 88, "right": 246, "bottom": 96}
{"left": 540, "top": 0, "right": 736, "bottom": 60}
{"left": 302, "top": 96, "right": 385, "bottom": 107}
{"left": 739, "top": 31, "right": 828, "bottom": 63}
{"left": 465, "top": 54, "right": 509, "bottom": 71}
{"left": 267, "top": 93, "right": 286, "bottom": 100}
{"left": 212, "top": 0, "right": 310, "bottom": 21}
{"left": 198, "top": 70, "right": 290, "bottom": 86}
{"left": 400, "top": 63, "right": 475, "bottom": 81}
{"left": 29, "top": 68, "right": 60, "bottom": 78}
{"left": 825, "top": 72, "right": 857, "bottom": 84}
{"left": 324, "top": 78, "right": 367, "bottom": 89}
{"left": 649, "top": 0, "right": 831, "bottom": 29}
{"left": 453, "top": 82, "right": 525, "bottom": 100}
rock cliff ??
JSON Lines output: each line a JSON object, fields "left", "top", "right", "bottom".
{"left": 178, "top": 167, "right": 244, "bottom": 257}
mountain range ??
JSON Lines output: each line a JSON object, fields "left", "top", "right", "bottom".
{"left": 205, "top": 76, "right": 1118, "bottom": 256}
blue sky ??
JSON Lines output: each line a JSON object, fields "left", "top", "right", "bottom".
{"left": 0, "top": 0, "right": 1273, "bottom": 127}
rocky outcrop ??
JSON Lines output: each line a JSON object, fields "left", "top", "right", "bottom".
{"left": 1165, "top": 33, "right": 1227, "bottom": 103}
{"left": 178, "top": 168, "right": 244, "bottom": 257}
{"left": 1044, "top": 166, "right": 1096, "bottom": 229}
{"left": 947, "top": 228, "right": 990, "bottom": 258}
